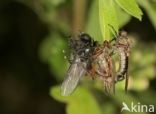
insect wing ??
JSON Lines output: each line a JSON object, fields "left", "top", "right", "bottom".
{"left": 61, "top": 58, "right": 86, "bottom": 96}
{"left": 104, "top": 57, "right": 116, "bottom": 95}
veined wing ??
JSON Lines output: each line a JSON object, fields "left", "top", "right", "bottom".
{"left": 61, "top": 57, "right": 86, "bottom": 96}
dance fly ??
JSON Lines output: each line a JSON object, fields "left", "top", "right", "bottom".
{"left": 113, "top": 31, "right": 131, "bottom": 93}
{"left": 61, "top": 32, "right": 96, "bottom": 96}
{"left": 89, "top": 41, "right": 116, "bottom": 95}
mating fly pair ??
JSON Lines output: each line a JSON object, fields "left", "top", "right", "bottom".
{"left": 61, "top": 31, "right": 131, "bottom": 96}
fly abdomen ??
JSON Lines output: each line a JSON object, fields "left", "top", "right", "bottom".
{"left": 116, "top": 48, "right": 128, "bottom": 81}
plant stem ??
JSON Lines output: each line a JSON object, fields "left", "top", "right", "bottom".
{"left": 72, "top": 0, "right": 87, "bottom": 34}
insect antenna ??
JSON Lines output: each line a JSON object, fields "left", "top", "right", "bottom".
{"left": 108, "top": 24, "right": 118, "bottom": 37}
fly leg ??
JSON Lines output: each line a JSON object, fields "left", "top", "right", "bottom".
{"left": 115, "top": 73, "right": 129, "bottom": 94}
{"left": 86, "top": 63, "right": 96, "bottom": 80}
{"left": 125, "top": 71, "right": 129, "bottom": 94}
{"left": 115, "top": 74, "right": 125, "bottom": 82}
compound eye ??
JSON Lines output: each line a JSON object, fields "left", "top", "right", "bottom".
{"left": 80, "top": 33, "right": 91, "bottom": 43}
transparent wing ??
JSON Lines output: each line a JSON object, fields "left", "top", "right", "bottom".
{"left": 61, "top": 57, "right": 86, "bottom": 96}
{"left": 102, "top": 55, "right": 116, "bottom": 95}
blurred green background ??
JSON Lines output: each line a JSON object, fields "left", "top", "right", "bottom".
{"left": 0, "top": 0, "right": 156, "bottom": 114}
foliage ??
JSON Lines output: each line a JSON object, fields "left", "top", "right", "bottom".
{"left": 137, "top": 0, "right": 156, "bottom": 29}
{"left": 50, "top": 86, "right": 101, "bottom": 114}
{"left": 39, "top": 33, "right": 68, "bottom": 81}
{"left": 98, "top": 0, "right": 143, "bottom": 40}
{"left": 99, "top": 0, "right": 119, "bottom": 40}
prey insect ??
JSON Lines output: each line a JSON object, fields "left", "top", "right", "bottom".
{"left": 112, "top": 31, "right": 131, "bottom": 93}
{"left": 61, "top": 32, "right": 96, "bottom": 96}
{"left": 89, "top": 41, "right": 116, "bottom": 95}
{"left": 88, "top": 30, "right": 131, "bottom": 94}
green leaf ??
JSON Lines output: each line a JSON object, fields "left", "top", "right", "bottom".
{"left": 112, "top": 91, "right": 148, "bottom": 114}
{"left": 101, "top": 103, "right": 116, "bottom": 114}
{"left": 115, "top": 5, "right": 131, "bottom": 27}
{"left": 39, "top": 33, "right": 68, "bottom": 81}
{"left": 50, "top": 86, "right": 102, "bottom": 114}
{"left": 137, "top": 90, "right": 156, "bottom": 107}
{"left": 115, "top": 0, "right": 143, "bottom": 20}
{"left": 86, "top": 0, "right": 103, "bottom": 42}
{"left": 137, "top": 0, "right": 156, "bottom": 29}
{"left": 99, "top": 0, "right": 119, "bottom": 40}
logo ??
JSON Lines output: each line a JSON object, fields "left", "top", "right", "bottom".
{"left": 121, "top": 102, "right": 155, "bottom": 112}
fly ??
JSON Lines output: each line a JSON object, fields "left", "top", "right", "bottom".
{"left": 89, "top": 41, "right": 116, "bottom": 95}
{"left": 112, "top": 31, "right": 130, "bottom": 93}
{"left": 61, "top": 56, "right": 87, "bottom": 96}
{"left": 61, "top": 32, "right": 96, "bottom": 96}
